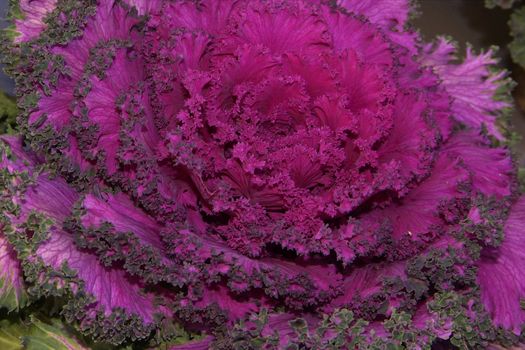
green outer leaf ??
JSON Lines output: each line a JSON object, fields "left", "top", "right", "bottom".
{"left": 0, "top": 319, "right": 26, "bottom": 350}
{"left": 0, "top": 275, "right": 28, "bottom": 313}
{"left": 22, "top": 316, "right": 88, "bottom": 350}
{"left": 485, "top": 0, "right": 521, "bottom": 9}
{"left": 0, "top": 91, "right": 17, "bottom": 134}
{"left": 0, "top": 317, "right": 93, "bottom": 350}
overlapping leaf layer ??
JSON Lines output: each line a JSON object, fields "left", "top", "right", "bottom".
{"left": 1, "top": 0, "right": 524, "bottom": 348}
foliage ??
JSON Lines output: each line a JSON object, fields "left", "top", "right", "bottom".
{"left": 0, "top": 0, "right": 524, "bottom": 349}
{"left": 0, "top": 92, "right": 17, "bottom": 133}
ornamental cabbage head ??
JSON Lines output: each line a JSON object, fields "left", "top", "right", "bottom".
{"left": 1, "top": 0, "right": 524, "bottom": 348}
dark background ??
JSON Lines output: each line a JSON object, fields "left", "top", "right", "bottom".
{"left": 1, "top": 0, "right": 524, "bottom": 162}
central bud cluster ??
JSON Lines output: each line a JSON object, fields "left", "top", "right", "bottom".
{"left": 144, "top": 1, "right": 438, "bottom": 258}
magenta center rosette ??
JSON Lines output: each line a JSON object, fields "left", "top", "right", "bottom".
{"left": 1, "top": 0, "right": 525, "bottom": 348}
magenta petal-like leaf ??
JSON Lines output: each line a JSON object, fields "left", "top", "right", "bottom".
{"left": 478, "top": 196, "right": 525, "bottom": 335}
{"left": 336, "top": 0, "right": 411, "bottom": 30}
{"left": 444, "top": 131, "right": 513, "bottom": 197}
{"left": 13, "top": 0, "right": 58, "bottom": 43}
{"left": 423, "top": 39, "right": 510, "bottom": 138}
{"left": 0, "top": 136, "right": 166, "bottom": 342}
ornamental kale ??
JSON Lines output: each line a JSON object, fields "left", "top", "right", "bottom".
{"left": 0, "top": 0, "right": 524, "bottom": 349}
